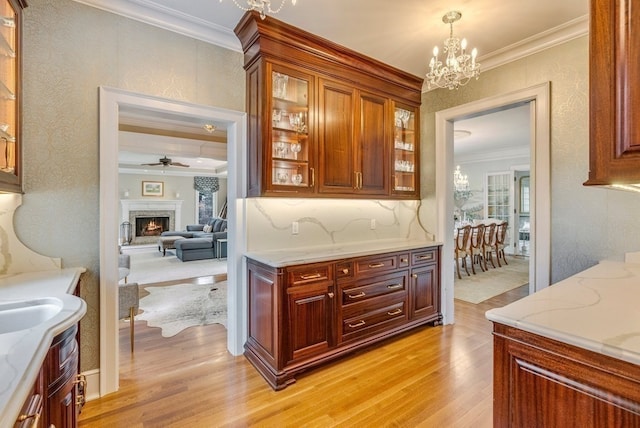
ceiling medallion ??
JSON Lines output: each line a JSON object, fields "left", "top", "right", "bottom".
{"left": 220, "top": 0, "right": 297, "bottom": 20}
{"left": 426, "top": 11, "right": 481, "bottom": 90}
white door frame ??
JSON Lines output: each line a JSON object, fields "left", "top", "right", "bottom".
{"left": 436, "top": 82, "right": 551, "bottom": 324}
{"left": 98, "top": 86, "right": 247, "bottom": 396}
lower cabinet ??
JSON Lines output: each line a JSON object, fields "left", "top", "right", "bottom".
{"left": 245, "top": 245, "right": 442, "bottom": 390}
{"left": 492, "top": 323, "right": 640, "bottom": 427}
{"left": 15, "top": 324, "right": 84, "bottom": 428}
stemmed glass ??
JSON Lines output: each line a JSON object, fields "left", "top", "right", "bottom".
{"left": 290, "top": 142, "right": 302, "bottom": 159}
{"left": 275, "top": 141, "right": 287, "bottom": 158}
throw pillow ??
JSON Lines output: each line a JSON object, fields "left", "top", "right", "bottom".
{"left": 203, "top": 224, "right": 213, "bottom": 233}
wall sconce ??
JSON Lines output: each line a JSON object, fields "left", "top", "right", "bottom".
{"left": 124, "top": 189, "right": 129, "bottom": 198}
{"left": 175, "top": 191, "right": 180, "bottom": 199}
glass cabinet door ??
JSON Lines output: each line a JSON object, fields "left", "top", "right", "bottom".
{"left": 269, "top": 67, "right": 312, "bottom": 193}
{"left": 0, "top": 0, "right": 20, "bottom": 192}
{"left": 392, "top": 104, "right": 418, "bottom": 195}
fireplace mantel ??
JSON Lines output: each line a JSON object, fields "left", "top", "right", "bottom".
{"left": 121, "top": 199, "right": 183, "bottom": 230}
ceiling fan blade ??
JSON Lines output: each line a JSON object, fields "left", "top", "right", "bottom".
{"left": 171, "top": 162, "right": 190, "bottom": 167}
{"left": 141, "top": 162, "right": 162, "bottom": 166}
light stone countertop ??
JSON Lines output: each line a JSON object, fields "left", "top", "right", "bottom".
{"left": 0, "top": 268, "right": 86, "bottom": 428}
{"left": 244, "top": 239, "right": 443, "bottom": 267}
{"left": 486, "top": 260, "right": 640, "bottom": 366}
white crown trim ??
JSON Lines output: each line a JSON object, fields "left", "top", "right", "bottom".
{"left": 71, "top": 0, "right": 242, "bottom": 52}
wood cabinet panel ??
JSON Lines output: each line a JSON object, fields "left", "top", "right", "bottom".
{"left": 245, "top": 245, "right": 442, "bottom": 390}
{"left": 585, "top": 0, "right": 640, "bottom": 187}
{"left": 357, "top": 92, "right": 388, "bottom": 195}
{"left": 493, "top": 323, "right": 640, "bottom": 427}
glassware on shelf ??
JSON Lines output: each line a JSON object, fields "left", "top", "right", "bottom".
{"left": 394, "top": 109, "right": 411, "bottom": 128}
{"left": 273, "top": 72, "right": 288, "bottom": 99}
{"left": 277, "top": 171, "right": 289, "bottom": 184}
{"left": 292, "top": 174, "right": 303, "bottom": 186}
{"left": 290, "top": 142, "right": 302, "bottom": 159}
{"left": 289, "top": 112, "right": 306, "bottom": 133}
{"left": 275, "top": 141, "right": 287, "bottom": 158}
{"left": 272, "top": 109, "right": 282, "bottom": 126}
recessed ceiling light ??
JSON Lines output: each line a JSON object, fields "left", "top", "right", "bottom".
{"left": 203, "top": 124, "right": 216, "bottom": 133}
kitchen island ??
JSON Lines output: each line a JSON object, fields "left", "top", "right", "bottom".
{"left": 0, "top": 268, "right": 86, "bottom": 427}
{"left": 486, "top": 260, "right": 640, "bottom": 426}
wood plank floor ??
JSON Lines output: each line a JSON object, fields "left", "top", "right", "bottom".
{"left": 78, "top": 281, "right": 528, "bottom": 428}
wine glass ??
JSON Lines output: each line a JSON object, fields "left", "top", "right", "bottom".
{"left": 275, "top": 142, "right": 287, "bottom": 158}
{"left": 292, "top": 174, "right": 303, "bottom": 186}
{"left": 290, "top": 142, "right": 302, "bottom": 159}
{"left": 272, "top": 109, "right": 282, "bottom": 126}
{"left": 277, "top": 172, "right": 288, "bottom": 184}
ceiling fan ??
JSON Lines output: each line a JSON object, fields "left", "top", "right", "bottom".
{"left": 141, "top": 156, "right": 190, "bottom": 168}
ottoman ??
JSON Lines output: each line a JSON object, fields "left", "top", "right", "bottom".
{"left": 158, "top": 236, "right": 186, "bottom": 256}
{"left": 175, "top": 238, "right": 214, "bottom": 261}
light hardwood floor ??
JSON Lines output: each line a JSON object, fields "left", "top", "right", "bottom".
{"left": 79, "top": 279, "right": 527, "bottom": 427}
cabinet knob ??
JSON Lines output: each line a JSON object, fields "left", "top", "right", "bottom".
{"left": 412, "top": 274, "right": 418, "bottom": 278}
{"left": 342, "top": 268, "right": 349, "bottom": 274}
{"left": 327, "top": 292, "right": 334, "bottom": 298}
{"left": 401, "top": 258, "right": 408, "bottom": 263}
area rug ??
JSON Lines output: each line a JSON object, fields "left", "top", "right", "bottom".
{"left": 137, "top": 281, "right": 227, "bottom": 337}
{"left": 124, "top": 245, "right": 227, "bottom": 285}
{"left": 454, "top": 256, "right": 529, "bottom": 304}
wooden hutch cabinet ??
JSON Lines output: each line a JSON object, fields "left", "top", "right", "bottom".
{"left": 235, "top": 11, "right": 423, "bottom": 199}
{"left": 245, "top": 244, "right": 441, "bottom": 390}
{"left": 584, "top": 0, "right": 640, "bottom": 188}
{"left": 0, "top": 0, "right": 25, "bottom": 193}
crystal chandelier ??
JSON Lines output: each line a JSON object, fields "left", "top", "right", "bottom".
{"left": 453, "top": 165, "right": 472, "bottom": 210}
{"left": 426, "top": 11, "right": 480, "bottom": 90}
{"left": 220, "top": 0, "right": 297, "bottom": 20}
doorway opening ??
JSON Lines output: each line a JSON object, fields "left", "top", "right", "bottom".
{"left": 436, "top": 83, "right": 551, "bottom": 324}
{"left": 99, "top": 87, "right": 247, "bottom": 397}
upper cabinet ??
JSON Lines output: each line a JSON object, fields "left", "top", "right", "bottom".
{"left": 235, "top": 11, "right": 423, "bottom": 199}
{"left": 0, "top": 0, "right": 24, "bottom": 193}
{"left": 584, "top": 0, "right": 640, "bottom": 189}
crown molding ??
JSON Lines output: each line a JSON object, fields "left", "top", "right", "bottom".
{"left": 71, "top": 0, "right": 242, "bottom": 52}
{"left": 480, "top": 14, "right": 589, "bottom": 72}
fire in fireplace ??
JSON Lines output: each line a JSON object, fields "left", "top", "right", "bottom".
{"left": 135, "top": 216, "right": 170, "bottom": 237}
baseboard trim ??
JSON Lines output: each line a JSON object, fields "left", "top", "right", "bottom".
{"left": 81, "top": 368, "right": 101, "bottom": 402}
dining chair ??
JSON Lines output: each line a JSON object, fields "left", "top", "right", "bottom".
{"left": 494, "top": 221, "right": 509, "bottom": 267}
{"left": 454, "top": 225, "right": 472, "bottom": 279}
{"left": 119, "top": 282, "right": 139, "bottom": 353}
{"left": 469, "top": 223, "right": 487, "bottom": 274}
{"left": 483, "top": 222, "right": 498, "bottom": 268}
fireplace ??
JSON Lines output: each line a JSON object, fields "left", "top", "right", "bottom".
{"left": 120, "top": 200, "right": 183, "bottom": 245}
{"left": 135, "top": 216, "right": 169, "bottom": 237}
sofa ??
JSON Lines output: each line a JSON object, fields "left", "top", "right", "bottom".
{"left": 161, "top": 217, "right": 227, "bottom": 261}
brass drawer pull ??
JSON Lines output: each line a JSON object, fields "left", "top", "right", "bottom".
{"left": 400, "top": 258, "right": 408, "bottom": 263}
{"left": 368, "top": 262, "right": 385, "bottom": 268}
{"left": 341, "top": 268, "right": 350, "bottom": 274}
{"left": 300, "top": 273, "right": 322, "bottom": 280}
{"left": 348, "top": 320, "right": 366, "bottom": 328}
{"left": 348, "top": 292, "right": 366, "bottom": 299}
{"left": 387, "top": 308, "right": 403, "bottom": 316}
{"left": 17, "top": 394, "right": 42, "bottom": 425}
{"left": 417, "top": 254, "right": 433, "bottom": 260}
{"left": 328, "top": 292, "right": 335, "bottom": 298}
{"left": 387, "top": 283, "right": 403, "bottom": 290}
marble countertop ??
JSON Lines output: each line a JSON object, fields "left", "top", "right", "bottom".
{"left": 0, "top": 268, "right": 86, "bottom": 428}
{"left": 486, "top": 260, "right": 640, "bottom": 366}
{"left": 244, "top": 239, "right": 442, "bottom": 267}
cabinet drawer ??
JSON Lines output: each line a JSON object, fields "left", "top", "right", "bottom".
{"left": 411, "top": 248, "right": 438, "bottom": 266}
{"left": 342, "top": 298, "right": 406, "bottom": 340}
{"left": 340, "top": 272, "right": 406, "bottom": 305}
{"left": 398, "top": 253, "right": 410, "bottom": 268}
{"left": 287, "top": 263, "right": 332, "bottom": 286}
{"left": 354, "top": 254, "right": 398, "bottom": 276}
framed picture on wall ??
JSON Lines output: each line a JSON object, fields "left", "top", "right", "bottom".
{"left": 142, "top": 180, "right": 164, "bottom": 197}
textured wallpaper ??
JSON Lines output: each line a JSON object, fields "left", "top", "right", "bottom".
{"left": 422, "top": 36, "right": 640, "bottom": 283}
{"left": 16, "top": 0, "right": 244, "bottom": 371}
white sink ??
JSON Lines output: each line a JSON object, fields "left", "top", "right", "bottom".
{"left": 0, "top": 298, "right": 62, "bottom": 334}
